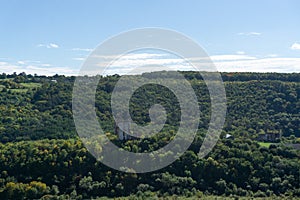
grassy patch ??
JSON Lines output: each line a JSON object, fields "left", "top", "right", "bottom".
{"left": 20, "top": 82, "right": 42, "bottom": 88}
{"left": 258, "top": 142, "right": 273, "bottom": 148}
{"left": 9, "top": 89, "right": 28, "bottom": 93}
{"left": 0, "top": 78, "right": 13, "bottom": 81}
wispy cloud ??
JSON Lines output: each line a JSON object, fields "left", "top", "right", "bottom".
{"left": 214, "top": 57, "right": 300, "bottom": 73}
{"left": 72, "top": 57, "right": 86, "bottom": 61}
{"left": 71, "top": 48, "right": 93, "bottom": 52}
{"left": 0, "top": 57, "right": 10, "bottom": 61}
{"left": 291, "top": 42, "right": 300, "bottom": 50}
{"left": 0, "top": 61, "right": 77, "bottom": 76}
{"left": 17, "top": 60, "right": 42, "bottom": 65}
{"left": 2, "top": 52, "right": 299, "bottom": 76}
{"left": 238, "top": 32, "right": 262, "bottom": 36}
{"left": 236, "top": 51, "right": 245, "bottom": 55}
{"left": 17, "top": 61, "right": 25, "bottom": 65}
{"left": 210, "top": 54, "right": 257, "bottom": 61}
{"left": 266, "top": 54, "right": 278, "bottom": 58}
{"left": 83, "top": 52, "right": 300, "bottom": 75}
{"left": 37, "top": 43, "right": 59, "bottom": 49}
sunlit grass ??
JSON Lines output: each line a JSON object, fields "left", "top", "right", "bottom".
{"left": 258, "top": 142, "right": 273, "bottom": 148}
{"left": 20, "top": 82, "right": 42, "bottom": 88}
{"left": 9, "top": 89, "right": 28, "bottom": 93}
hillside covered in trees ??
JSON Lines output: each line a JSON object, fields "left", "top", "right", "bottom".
{"left": 0, "top": 72, "right": 299, "bottom": 199}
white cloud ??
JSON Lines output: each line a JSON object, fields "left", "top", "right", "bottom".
{"left": 236, "top": 51, "right": 245, "bottom": 55}
{"left": 17, "top": 61, "right": 25, "bottom": 65}
{"left": 40, "top": 63, "right": 52, "bottom": 67}
{"left": 2, "top": 52, "right": 299, "bottom": 76}
{"left": 49, "top": 43, "right": 59, "bottom": 48}
{"left": 213, "top": 57, "right": 300, "bottom": 73}
{"left": 291, "top": 42, "right": 300, "bottom": 50}
{"left": 73, "top": 57, "right": 86, "bottom": 61}
{"left": 92, "top": 53, "right": 166, "bottom": 60}
{"left": 17, "top": 60, "right": 45, "bottom": 65}
{"left": 210, "top": 54, "right": 257, "bottom": 61}
{"left": 0, "top": 61, "right": 77, "bottom": 76}
{"left": 266, "top": 54, "right": 278, "bottom": 58}
{"left": 37, "top": 43, "right": 59, "bottom": 49}
{"left": 238, "top": 32, "right": 261, "bottom": 36}
{"left": 0, "top": 57, "right": 10, "bottom": 60}
{"left": 72, "top": 48, "right": 93, "bottom": 52}
{"left": 82, "top": 52, "right": 300, "bottom": 75}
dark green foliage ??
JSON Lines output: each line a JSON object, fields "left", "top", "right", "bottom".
{"left": 1, "top": 72, "right": 299, "bottom": 142}
{"left": 0, "top": 138, "right": 299, "bottom": 199}
{"left": 0, "top": 72, "right": 299, "bottom": 199}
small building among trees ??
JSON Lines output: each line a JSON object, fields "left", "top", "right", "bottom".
{"left": 114, "top": 121, "right": 135, "bottom": 140}
{"left": 256, "top": 130, "right": 282, "bottom": 142}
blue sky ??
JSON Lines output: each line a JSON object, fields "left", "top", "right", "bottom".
{"left": 1, "top": 0, "right": 300, "bottom": 75}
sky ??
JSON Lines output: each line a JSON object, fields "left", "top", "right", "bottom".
{"left": 1, "top": 0, "right": 300, "bottom": 75}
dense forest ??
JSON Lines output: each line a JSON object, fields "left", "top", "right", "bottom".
{"left": 0, "top": 72, "right": 299, "bottom": 199}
